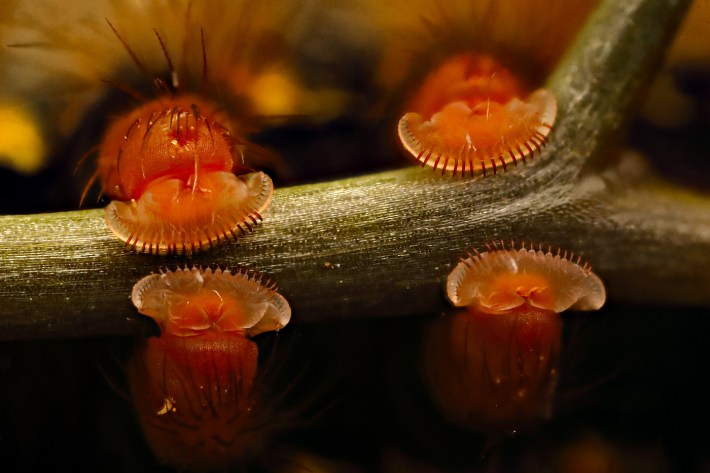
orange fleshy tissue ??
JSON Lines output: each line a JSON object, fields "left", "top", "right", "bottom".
{"left": 398, "top": 53, "right": 557, "bottom": 176}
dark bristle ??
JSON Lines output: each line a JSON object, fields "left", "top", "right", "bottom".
{"left": 153, "top": 28, "right": 178, "bottom": 89}
{"left": 200, "top": 28, "right": 209, "bottom": 89}
{"left": 153, "top": 77, "right": 172, "bottom": 96}
{"left": 509, "top": 150, "right": 519, "bottom": 167}
{"left": 100, "top": 78, "right": 146, "bottom": 102}
{"left": 534, "top": 130, "right": 548, "bottom": 142}
{"left": 124, "top": 118, "right": 141, "bottom": 142}
{"left": 529, "top": 135, "right": 544, "bottom": 149}
{"left": 175, "top": 108, "right": 181, "bottom": 138}
{"left": 6, "top": 41, "right": 54, "bottom": 49}
{"left": 115, "top": 148, "right": 124, "bottom": 181}
{"left": 433, "top": 153, "right": 442, "bottom": 171}
{"left": 524, "top": 142, "right": 536, "bottom": 157}
{"left": 79, "top": 169, "right": 100, "bottom": 208}
{"left": 204, "top": 119, "right": 215, "bottom": 145}
{"left": 518, "top": 146, "right": 527, "bottom": 164}
{"left": 169, "top": 106, "right": 179, "bottom": 132}
{"left": 441, "top": 155, "right": 450, "bottom": 175}
{"left": 105, "top": 18, "right": 152, "bottom": 80}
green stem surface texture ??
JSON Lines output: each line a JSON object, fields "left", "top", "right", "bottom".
{"left": 0, "top": 0, "right": 704, "bottom": 340}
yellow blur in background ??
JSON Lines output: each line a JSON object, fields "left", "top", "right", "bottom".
{"left": 0, "top": 102, "right": 45, "bottom": 174}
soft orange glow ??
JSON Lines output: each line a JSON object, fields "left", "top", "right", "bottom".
{"left": 405, "top": 54, "right": 525, "bottom": 120}
{"left": 370, "top": 0, "right": 598, "bottom": 100}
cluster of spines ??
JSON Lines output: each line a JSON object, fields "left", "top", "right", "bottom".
{"left": 401, "top": 119, "right": 551, "bottom": 177}
{"left": 173, "top": 265, "right": 279, "bottom": 292}
{"left": 133, "top": 265, "right": 279, "bottom": 304}
{"left": 459, "top": 240, "right": 591, "bottom": 272}
{"left": 115, "top": 207, "right": 264, "bottom": 256}
{"left": 450, "top": 240, "right": 592, "bottom": 303}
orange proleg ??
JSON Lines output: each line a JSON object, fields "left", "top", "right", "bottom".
{"left": 399, "top": 53, "right": 556, "bottom": 176}
{"left": 98, "top": 96, "right": 273, "bottom": 254}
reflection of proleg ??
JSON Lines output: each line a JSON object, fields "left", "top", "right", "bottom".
{"left": 128, "top": 267, "right": 291, "bottom": 472}
{"left": 423, "top": 242, "right": 606, "bottom": 432}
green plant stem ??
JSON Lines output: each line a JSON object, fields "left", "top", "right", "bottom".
{"left": 0, "top": 0, "right": 701, "bottom": 340}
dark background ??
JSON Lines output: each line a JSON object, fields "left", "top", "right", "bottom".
{"left": 1, "top": 4, "right": 709, "bottom": 471}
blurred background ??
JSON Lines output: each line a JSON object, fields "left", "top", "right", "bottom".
{"left": 0, "top": 0, "right": 709, "bottom": 471}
